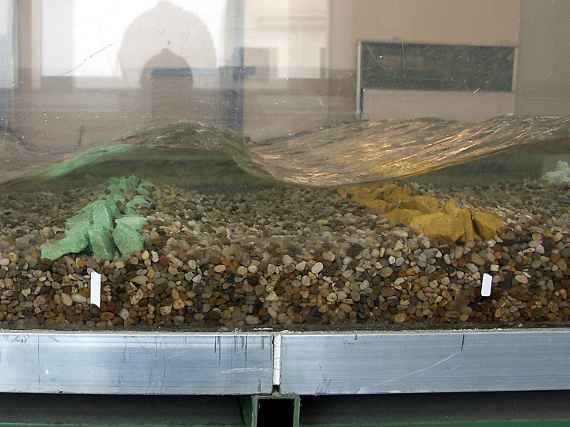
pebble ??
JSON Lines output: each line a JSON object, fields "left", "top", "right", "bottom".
{"left": 394, "top": 313, "right": 408, "bottom": 324}
{"left": 393, "top": 241, "right": 405, "bottom": 252}
{"left": 296, "top": 261, "right": 306, "bottom": 272}
{"left": 246, "top": 315, "right": 260, "bottom": 326}
{"left": 0, "top": 258, "right": 9, "bottom": 267}
{"left": 72, "top": 294, "right": 87, "bottom": 304}
{"left": 323, "top": 251, "right": 336, "bottom": 262}
{"left": 311, "top": 262, "right": 324, "bottom": 275}
{"left": 380, "top": 267, "right": 394, "bottom": 278}
{"left": 119, "top": 308, "right": 129, "bottom": 321}
{"left": 160, "top": 305, "right": 172, "bottom": 316}
{"left": 214, "top": 264, "right": 226, "bottom": 273}
{"left": 248, "top": 265, "right": 259, "bottom": 274}
{"left": 282, "top": 255, "right": 294, "bottom": 265}
{"left": 132, "top": 275, "right": 147, "bottom": 285}
{"left": 267, "top": 264, "right": 277, "bottom": 275}
{"left": 515, "top": 274, "right": 529, "bottom": 285}
{"left": 60, "top": 293, "right": 73, "bottom": 307}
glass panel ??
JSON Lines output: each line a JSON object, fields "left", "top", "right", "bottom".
{"left": 0, "top": 0, "right": 568, "bottom": 331}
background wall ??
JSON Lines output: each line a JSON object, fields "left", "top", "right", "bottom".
{"left": 7, "top": 0, "right": 570, "bottom": 149}
{"left": 242, "top": 0, "right": 522, "bottom": 138}
{"left": 0, "top": 0, "right": 16, "bottom": 129}
{"left": 516, "top": 0, "right": 570, "bottom": 116}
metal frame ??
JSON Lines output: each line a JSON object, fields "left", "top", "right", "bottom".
{"left": 0, "top": 332, "right": 273, "bottom": 395}
{"left": 1, "top": 329, "right": 569, "bottom": 396}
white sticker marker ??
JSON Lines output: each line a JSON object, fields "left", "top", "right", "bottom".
{"left": 481, "top": 273, "right": 493, "bottom": 297}
{"left": 90, "top": 271, "right": 102, "bottom": 308}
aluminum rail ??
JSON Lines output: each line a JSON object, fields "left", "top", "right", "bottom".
{"left": 1, "top": 329, "right": 569, "bottom": 395}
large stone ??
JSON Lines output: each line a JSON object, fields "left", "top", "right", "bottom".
{"left": 409, "top": 213, "right": 465, "bottom": 242}
{"left": 401, "top": 196, "right": 441, "bottom": 214}
{"left": 91, "top": 200, "right": 115, "bottom": 230}
{"left": 338, "top": 186, "right": 393, "bottom": 213}
{"left": 382, "top": 185, "right": 412, "bottom": 203}
{"left": 102, "top": 198, "right": 119, "bottom": 218}
{"left": 385, "top": 209, "right": 423, "bottom": 226}
{"left": 113, "top": 223, "right": 144, "bottom": 257}
{"left": 472, "top": 211, "right": 505, "bottom": 240}
{"left": 108, "top": 175, "right": 141, "bottom": 195}
{"left": 444, "top": 200, "right": 476, "bottom": 242}
{"left": 88, "top": 227, "right": 116, "bottom": 261}
{"left": 41, "top": 229, "right": 89, "bottom": 261}
{"left": 126, "top": 195, "right": 151, "bottom": 214}
{"left": 116, "top": 215, "right": 147, "bottom": 231}
{"left": 65, "top": 210, "right": 92, "bottom": 231}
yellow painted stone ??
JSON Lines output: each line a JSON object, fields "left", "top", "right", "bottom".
{"left": 402, "top": 195, "right": 441, "bottom": 213}
{"left": 472, "top": 211, "right": 505, "bottom": 240}
{"left": 409, "top": 213, "right": 465, "bottom": 242}
{"left": 385, "top": 209, "right": 424, "bottom": 226}
{"left": 459, "top": 209, "right": 477, "bottom": 242}
{"left": 382, "top": 185, "right": 412, "bottom": 203}
{"left": 443, "top": 199, "right": 460, "bottom": 214}
{"left": 338, "top": 185, "right": 394, "bottom": 213}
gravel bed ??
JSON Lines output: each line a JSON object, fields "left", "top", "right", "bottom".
{"left": 0, "top": 180, "right": 569, "bottom": 330}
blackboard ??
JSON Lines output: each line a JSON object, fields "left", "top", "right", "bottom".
{"left": 361, "top": 41, "right": 515, "bottom": 92}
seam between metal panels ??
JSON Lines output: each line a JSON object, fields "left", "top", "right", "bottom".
{"left": 272, "top": 334, "right": 282, "bottom": 389}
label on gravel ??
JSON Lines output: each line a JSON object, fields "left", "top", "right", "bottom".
{"left": 90, "top": 271, "right": 102, "bottom": 308}
{"left": 481, "top": 273, "right": 493, "bottom": 297}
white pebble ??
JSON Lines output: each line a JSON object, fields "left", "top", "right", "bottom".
{"left": 323, "top": 252, "right": 336, "bottom": 262}
{"left": 311, "top": 262, "right": 324, "bottom": 275}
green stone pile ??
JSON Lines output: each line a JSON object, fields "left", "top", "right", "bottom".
{"left": 41, "top": 176, "right": 153, "bottom": 261}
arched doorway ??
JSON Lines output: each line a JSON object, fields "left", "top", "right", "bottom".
{"left": 140, "top": 48, "right": 193, "bottom": 122}
{"left": 118, "top": 1, "right": 217, "bottom": 125}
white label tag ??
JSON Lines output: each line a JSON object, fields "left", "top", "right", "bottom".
{"left": 90, "top": 272, "right": 102, "bottom": 308}
{"left": 481, "top": 273, "right": 493, "bottom": 297}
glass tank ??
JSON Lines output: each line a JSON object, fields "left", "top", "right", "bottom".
{"left": 0, "top": 0, "right": 568, "bottom": 331}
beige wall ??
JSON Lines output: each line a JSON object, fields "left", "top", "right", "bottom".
{"left": 364, "top": 90, "right": 516, "bottom": 122}
{"left": 330, "top": 0, "right": 520, "bottom": 72}
{"left": 516, "top": 0, "right": 570, "bottom": 115}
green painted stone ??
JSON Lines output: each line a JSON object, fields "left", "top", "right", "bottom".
{"left": 136, "top": 180, "right": 154, "bottom": 196}
{"left": 107, "top": 190, "right": 124, "bottom": 203}
{"left": 65, "top": 210, "right": 92, "bottom": 231}
{"left": 126, "top": 195, "right": 151, "bottom": 214}
{"left": 116, "top": 215, "right": 147, "bottom": 231}
{"left": 102, "top": 198, "right": 119, "bottom": 218}
{"left": 113, "top": 223, "right": 144, "bottom": 257}
{"left": 41, "top": 229, "right": 89, "bottom": 261}
{"left": 40, "top": 175, "right": 153, "bottom": 261}
{"left": 108, "top": 175, "right": 141, "bottom": 194}
{"left": 88, "top": 227, "right": 115, "bottom": 261}
{"left": 91, "top": 200, "right": 114, "bottom": 230}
